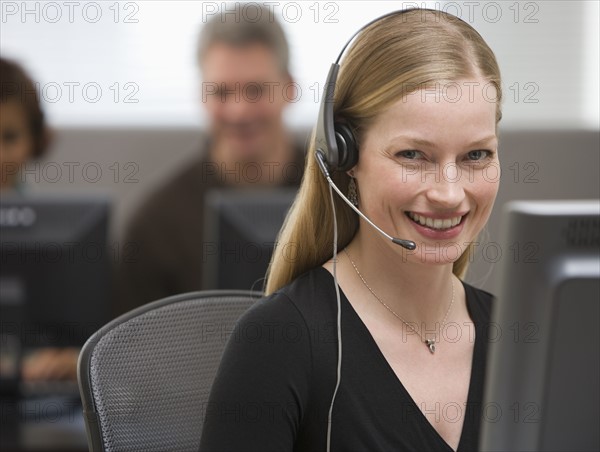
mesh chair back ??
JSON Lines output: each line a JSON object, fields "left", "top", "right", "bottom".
{"left": 78, "top": 290, "right": 261, "bottom": 451}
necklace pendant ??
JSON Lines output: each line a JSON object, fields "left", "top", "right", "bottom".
{"left": 425, "top": 339, "right": 436, "bottom": 354}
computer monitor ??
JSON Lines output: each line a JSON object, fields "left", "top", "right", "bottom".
{"left": 202, "top": 188, "right": 297, "bottom": 291}
{"left": 0, "top": 193, "right": 112, "bottom": 391}
{"left": 480, "top": 200, "right": 600, "bottom": 451}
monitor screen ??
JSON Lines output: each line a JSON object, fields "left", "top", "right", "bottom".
{"left": 0, "top": 193, "right": 112, "bottom": 361}
{"left": 480, "top": 200, "right": 600, "bottom": 451}
{"left": 202, "top": 188, "right": 297, "bottom": 292}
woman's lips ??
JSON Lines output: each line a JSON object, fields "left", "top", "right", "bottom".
{"left": 405, "top": 211, "right": 468, "bottom": 239}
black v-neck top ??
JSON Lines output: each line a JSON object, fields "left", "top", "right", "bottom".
{"left": 199, "top": 266, "right": 494, "bottom": 452}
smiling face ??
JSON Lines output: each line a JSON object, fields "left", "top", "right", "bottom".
{"left": 353, "top": 78, "right": 500, "bottom": 265}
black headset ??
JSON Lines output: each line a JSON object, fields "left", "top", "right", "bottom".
{"left": 314, "top": 9, "right": 428, "bottom": 173}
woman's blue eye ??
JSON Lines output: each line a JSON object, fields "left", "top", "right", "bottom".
{"left": 467, "top": 150, "right": 490, "bottom": 161}
{"left": 396, "top": 150, "right": 421, "bottom": 159}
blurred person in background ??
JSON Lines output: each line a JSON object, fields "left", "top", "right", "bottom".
{"left": 0, "top": 57, "right": 78, "bottom": 381}
{"left": 116, "top": 4, "right": 306, "bottom": 315}
{"left": 0, "top": 57, "right": 51, "bottom": 192}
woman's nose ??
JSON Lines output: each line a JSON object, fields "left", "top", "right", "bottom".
{"left": 424, "top": 163, "right": 466, "bottom": 208}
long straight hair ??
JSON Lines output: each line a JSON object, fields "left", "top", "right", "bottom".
{"left": 265, "top": 9, "right": 502, "bottom": 295}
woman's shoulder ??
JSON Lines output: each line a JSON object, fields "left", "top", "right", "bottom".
{"left": 461, "top": 280, "right": 495, "bottom": 323}
{"left": 239, "top": 266, "right": 336, "bottom": 331}
{"left": 462, "top": 281, "right": 495, "bottom": 301}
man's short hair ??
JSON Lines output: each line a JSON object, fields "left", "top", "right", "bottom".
{"left": 198, "top": 3, "right": 290, "bottom": 76}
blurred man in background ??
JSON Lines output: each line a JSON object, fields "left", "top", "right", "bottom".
{"left": 116, "top": 4, "right": 306, "bottom": 315}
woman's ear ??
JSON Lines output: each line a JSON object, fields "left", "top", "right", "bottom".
{"left": 346, "top": 168, "right": 356, "bottom": 178}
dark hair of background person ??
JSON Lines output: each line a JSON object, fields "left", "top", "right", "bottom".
{"left": 197, "top": 3, "right": 290, "bottom": 77}
{"left": 0, "top": 57, "right": 50, "bottom": 159}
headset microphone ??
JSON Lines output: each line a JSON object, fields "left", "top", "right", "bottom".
{"left": 313, "top": 10, "right": 417, "bottom": 252}
{"left": 315, "top": 150, "right": 416, "bottom": 250}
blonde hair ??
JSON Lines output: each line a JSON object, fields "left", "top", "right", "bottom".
{"left": 265, "top": 9, "right": 502, "bottom": 295}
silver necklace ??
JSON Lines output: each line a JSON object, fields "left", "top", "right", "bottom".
{"left": 343, "top": 248, "right": 455, "bottom": 354}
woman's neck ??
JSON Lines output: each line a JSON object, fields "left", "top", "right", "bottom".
{"left": 344, "top": 230, "right": 461, "bottom": 328}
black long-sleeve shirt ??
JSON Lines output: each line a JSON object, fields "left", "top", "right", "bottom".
{"left": 199, "top": 266, "right": 493, "bottom": 451}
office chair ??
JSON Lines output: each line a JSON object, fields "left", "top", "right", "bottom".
{"left": 77, "top": 290, "right": 262, "bottom": 452}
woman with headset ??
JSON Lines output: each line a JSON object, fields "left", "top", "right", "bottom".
{"left": 200, "top": 8, "right": 501, "bottom": 452}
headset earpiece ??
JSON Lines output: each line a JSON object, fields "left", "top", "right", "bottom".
{"left": 333, "top": 122, "right": 358, "bottom": 172}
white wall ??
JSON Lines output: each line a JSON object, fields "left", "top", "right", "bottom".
{"left": 1, "top": 1, "right": 598, "bottom": 129}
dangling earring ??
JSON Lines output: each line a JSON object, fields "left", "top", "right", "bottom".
{"left": 348, "top": 177, "right": 359, "bottom": 207}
